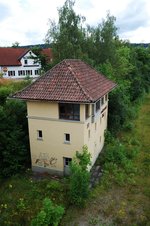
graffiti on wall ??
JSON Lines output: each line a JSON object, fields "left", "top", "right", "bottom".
{"left": 33, "top": 153, "right": 57, "bottom": 168}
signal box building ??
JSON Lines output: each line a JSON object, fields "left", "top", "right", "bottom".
{"left": 12, "top": 59, "right": 116, "bottom": 175}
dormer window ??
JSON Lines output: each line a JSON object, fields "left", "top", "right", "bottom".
{"left": 59, "top": 103, "right": 80, "bottom": 121}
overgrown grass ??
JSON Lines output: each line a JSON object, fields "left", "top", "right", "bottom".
{"left": 61, "top": 94, "right": 150, "bottom": 226}
{"left": 0, "top": 94, "right": 149, "bottom": 225}
{"left": 0, "top": 173, "right": 68, "bottom": 225}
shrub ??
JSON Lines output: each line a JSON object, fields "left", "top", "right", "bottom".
{"left": 46, "top": 180, "right": 63, "bottom": 192}
{"left": 0, "top": 87, "right": 12, "bottom": 105}
{"left": 69, "top": 145, "right": 91, "bottom": 207}
{"left": 31, "top": 198, "right": 64, "bottom": 226}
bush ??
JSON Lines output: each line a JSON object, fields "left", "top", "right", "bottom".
{"left": 69, "top": 145, "right": 91, "bottom": 207}
{"left": 46, "top": 180, "right": 63, "bottom": 192}
{"left": 0, "top": 87, "right": 12, "bottom": 105}
{"left": 31, "top": 198, "right": 64, "bottom": 226}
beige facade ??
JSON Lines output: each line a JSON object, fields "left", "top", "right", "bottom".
{"left": 27, "top": 94, "right": 108, "bottom": 175}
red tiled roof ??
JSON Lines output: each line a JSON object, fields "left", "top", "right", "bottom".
{"left": 12, "top": 59, "right": 117, "bottom": 103}
{"left": 0, "top": 48, "right": 29, "bottom": 66}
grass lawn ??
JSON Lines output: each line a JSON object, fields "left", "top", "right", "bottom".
{"left": 0, "top": 94, "right": 149, "bottom": 226}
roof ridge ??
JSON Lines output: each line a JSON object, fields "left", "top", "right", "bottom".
{"left": 64, "top": 60, "right": 93, "bottom": 102}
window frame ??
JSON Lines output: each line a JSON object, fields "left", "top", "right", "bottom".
{"left": 64, "top": 133, "right": 70, "bottom": 143}
{"left": 64, "top": 157, "right": 72, "bottom": 166}
{"left": 8, "top": 71, "right": 15, "bottom": 76}
{"left": 59, "top": 103, "right": 80, "bottom": 121}
{"left": 37, "top": 130, "right": 43, "bottom": 140}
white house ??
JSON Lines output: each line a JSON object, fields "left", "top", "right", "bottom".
{"left": 0, "top": 47, "right": 52, "bottom": 79}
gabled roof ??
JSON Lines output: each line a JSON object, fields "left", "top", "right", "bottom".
{"left": 0, "top": 47, "right": 52, "bottom": 66}
{"left": 0, "top": 48, "right": 29, "bottom": 66}
{"left": 12, "top": 59, "right": 117, "bottom": 103}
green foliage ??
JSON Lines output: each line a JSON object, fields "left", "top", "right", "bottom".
{"left": 76, "top": 145, "right": 91, "bottom": 170}
{"left": 46, "top": 180, "right": 63, "bottom": 192}
{"left": 45, "top": 0, "right": 86, "bottom": 62}
{"left": 45, "top": 0, "right": 150, "bottom": 133}
{"left": 31, "top": 46, "right": 52, "bottom": 72}
{"left": 0, "top": 86, "right": 12, "bottom": 105}
{"left": 69, "top": 145, "right": 91, "bottom": 206}
{"left": 31, "top": 198, "right": 64, "bottom": 226}
{"left": 100, "top": 137, "right": 139, "bottom": 186}
{"left": 0, "top": 100, "right": 30, "bottom": 177}
{"left": 0, "top": 81, "right": 30, "bottom": 177}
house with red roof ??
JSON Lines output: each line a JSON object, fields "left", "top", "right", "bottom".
{"left": 0, "top": 47, "right": 52, "bottom": 79}
{"left": 12, "top": 59, "right": 116, "bottom": 175}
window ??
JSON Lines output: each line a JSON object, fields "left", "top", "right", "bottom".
{"left": 64, "top": 158, "right": 72, "bottom": 166}
{"left": 96, "top": 100, "right": 100, "bottom": 112}
{"left": 18, "top": 70, "right": 25, "bottom": 76}
{"left": 64, "top": 133, "right": 70, "bottom": 143}
{"left": 8, "top": 71, "right": 15, "bottom": 76}
{"left": 59, "top": 103, "right": 80, "bottom": 121}
{"left": 85, "top": 104, "right": 89, "bottom": 119}
{"left": 24, "top": 59, "right": 28, "bottom": 64}
{"left": 37, "top": 130, "right": 43, "bottom": 139}
{"left": 26, "top": 70, "right": 32, "bottom": 76}
{"left": 35, "top": 70, "right": 39, "bottom": 75}
{"left": 92, "top": 104, "right": 95, "bottom": 115}
{"left": 101, "top": 97, "right": 104, "bottom": 105}
{"left": 105, "top": 94, "right": 108, "bottom": 102}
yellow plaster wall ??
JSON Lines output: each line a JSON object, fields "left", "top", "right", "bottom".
{"left": 27, "top": 101, "right": 85, "bottom": 173}
{"left": 27, "top": 96, "right": 108, "bottom": 174}
{"left": 27, "top": 101, "right": 58, "bottom": 119}
{"left": 27, "top": 101, "right": 85, "bottom": 121}
{"left": 83, "top": 100, "right": 108, "bottom": 167}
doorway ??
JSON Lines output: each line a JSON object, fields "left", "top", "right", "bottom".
{"left": 63, "top": 157, "right": 72, "bottom": 176}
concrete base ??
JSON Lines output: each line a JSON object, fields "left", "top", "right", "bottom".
{"left": 32, "top": 166, "right": 64, "bottom": 177}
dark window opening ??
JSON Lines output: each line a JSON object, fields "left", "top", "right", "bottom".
{"left": 59, "top": 103, "right": 80, "bottom": 121}
{"left": 65, "top": 133, "right": 70, "bottom": 142}
{"left": 96, "top": 100, "right": 100, "bottom": 112}
{"left": 85, "top": 104, "right": 90, "bottom": 119}
{"left": 101, "top": 97, "right": 104, "bottom": 105}
{"left": 64, "top": 158, "right": 72, "bottom": 166}
{"left": 37, "top": 130, "right": 42, "bottom": 139}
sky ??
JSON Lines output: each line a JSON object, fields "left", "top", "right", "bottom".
{"left": 0, "top": 0, "right": 150, "bottom": 46}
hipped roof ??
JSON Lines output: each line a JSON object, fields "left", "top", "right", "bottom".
{"left": 12, "top": 59, "right": 117, "bottom": 103}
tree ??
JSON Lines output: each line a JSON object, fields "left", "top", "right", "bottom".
{"left": 45, "top": 0, "right": 86, "bottom": 62}
{"left": 69, "top": 145, "right": 91, "bottom": 206}
{"left": 31, "top": 46, "right": 52, "bottom": 72}
{"left": 85, "top": 13, "right": 118, "bottom": 66}
{"left": 0, "top": 82, "right": 30, "bottom": 177}
{"left": 12, "top": 41, "right": 20, "bottom": 47}
{"left": 0, "top": 100, "right": 30, "bottom": 177}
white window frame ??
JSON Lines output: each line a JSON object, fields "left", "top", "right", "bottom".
{"left": 37, "top": 130, "right": 43, "bottom": 140}
{"left": 64, "top": 133, "right": 70, "bottom": 144}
